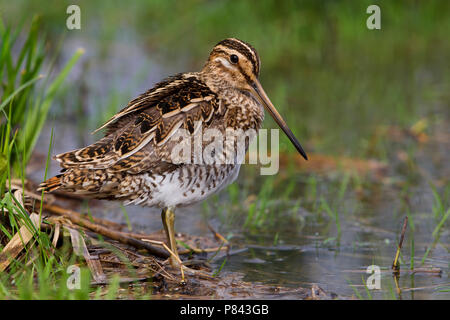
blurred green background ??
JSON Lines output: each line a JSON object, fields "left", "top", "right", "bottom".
{"left": 2, "top": 0, "right": 449, "bottom": 159}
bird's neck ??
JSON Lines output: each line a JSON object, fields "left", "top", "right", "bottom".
{"left": 198, "top": 70, "right": 264, "bottom": 133}
{"left": 199, "top": 65, "right": 230, "bottom": 93}
{"left": 225, "top": 89, "right": 264, "bottom": 132}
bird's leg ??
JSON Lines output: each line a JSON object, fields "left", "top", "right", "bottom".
{"left": 160, "top": 208, "right": 214, "bottom": 281}
{"left": 161, "top": 207, "right": 180, "bottom": 267}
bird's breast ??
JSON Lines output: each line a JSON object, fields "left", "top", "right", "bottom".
{"left": 129, "top": 164, "right": 241, "bottom": 208}
{"left": 222, "top": 89, "right": 264, "bottom": 133}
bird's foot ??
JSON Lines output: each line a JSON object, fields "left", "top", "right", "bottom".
{"left": 163, "top": 257, "right": 213, "bottom": 283}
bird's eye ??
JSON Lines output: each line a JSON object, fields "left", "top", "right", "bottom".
{"left": 230, "top": 54, "right": 239, "bottom": 64}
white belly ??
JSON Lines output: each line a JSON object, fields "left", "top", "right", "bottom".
{"left": 122, "top": 164, "right": 241, "bottom": 208}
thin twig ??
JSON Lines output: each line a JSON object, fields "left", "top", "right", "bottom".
{"left": 392, "top": 216, "right": 408, "bottom": 273}
{"left": 43, "top": 203, "right": 125, "bottom": 229}
{"left": 207, "top": 223, "right": 230, "bottom": 257}
{"left": 142, "top": 239, "right": 185, "bottom": 283}
{"left": 42, "top": 203, "right": 169, "bottom": 259}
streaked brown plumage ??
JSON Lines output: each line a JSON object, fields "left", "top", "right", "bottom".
{"left": 39, "top": 38, "right": 307, "bottom": 270}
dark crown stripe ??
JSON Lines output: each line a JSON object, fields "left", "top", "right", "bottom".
{"left": 216, "top": 38, "right": 260, "bottom": 76}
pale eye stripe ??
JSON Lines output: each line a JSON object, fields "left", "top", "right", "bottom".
{"left": 219, "top": 39, "right": 260, "bottom": 75}
{"left": 214, "top": 57, "right": 233, "bottom": 69}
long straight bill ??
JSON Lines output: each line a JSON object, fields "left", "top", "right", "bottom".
{"left": 251, "top": 80, "right": 308, "bottom": 160}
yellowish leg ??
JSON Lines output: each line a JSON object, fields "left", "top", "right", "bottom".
{"left": 161, "top": 207, "right": 179, "bottom": 267}
{"left": 159, "top": 208, "right": 213, "bottom": 282}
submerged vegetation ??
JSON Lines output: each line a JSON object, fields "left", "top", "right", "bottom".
{"left": 0, "top": 1, "right": 448, "bottom": 299}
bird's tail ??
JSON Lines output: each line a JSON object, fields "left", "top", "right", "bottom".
{"left": 38, "top": 175, "right": 62, "bottom": 193}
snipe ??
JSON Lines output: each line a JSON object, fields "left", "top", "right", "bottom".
{"left": 40, "top": 38, "right": 307, "bottom": 274}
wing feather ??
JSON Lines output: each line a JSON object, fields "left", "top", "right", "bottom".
{"left": 54, "top": 73, "right": 220, "bottom": 175}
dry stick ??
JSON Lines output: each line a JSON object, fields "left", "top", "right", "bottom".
{"left": 207, "top": 223, "right": 230, "bottom": 257}
{"left": 42, "top": 203, "right": 169, "bottom": 259}
{"left": 66, "top": 226, "right": 107, "bottom": 284}
{"left": 179, "top": 247, "right": 228, "bottom": 255}
{"left": 103, "top": 240, "right": 177, "bottom": 282}
{"left": 392, "top": 216, "right": 408, "bottom": 273}
{"left": 142, "top": 238, "right": 185, "bottom": 283}
{"left": 411, "top": 267, "right": 442, "bottom": 275}
{"left": 118, "top": 230, "right": 227, "bottom": 254}
{"left": 51, "top": 204, "right": 125, "bottom": 230}
{"left": 207, "top": 224, "right": 229, "bottom": 245}
{"left": 118, "top": 231, "right": 165, "bottom": 241}
{"left": 392, "top": 217, "right": 408, "bottom": 297}
{"left": 52, "top": 223, "right": 60, "bottom": 249}
{"left": 45, "top": 202, "right": 125, "bottom": 230}
{"left": 0, "top": 213, "right": 40, "bottom": 272}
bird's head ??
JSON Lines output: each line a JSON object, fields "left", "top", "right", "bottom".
{"left": 203, "top": 38, "right": 308, "bottom": 160}
{"left": 205, "top": 38, "right": 260, "bottom": 91}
